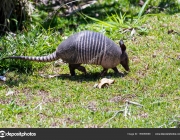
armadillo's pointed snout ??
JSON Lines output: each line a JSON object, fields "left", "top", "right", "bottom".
{"left": 120, "top": 60, "right": 130, "bottom": 72}
{"left": 124, "top": 65, "right": 130, "bottom": 72}
{"left": 126, "top": 67, "right": 130, "bottom": 72}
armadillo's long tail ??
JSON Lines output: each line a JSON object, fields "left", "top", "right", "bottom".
{"left": 3, "top": 52, "right": 58, "bottom": 62}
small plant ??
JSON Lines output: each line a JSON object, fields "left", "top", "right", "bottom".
{"left": 0, "top": 0, "right": 34, "bottom": 33}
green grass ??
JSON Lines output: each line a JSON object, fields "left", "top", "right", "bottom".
{"left": 0, "top": 0, "right": 180, "bottom": 128}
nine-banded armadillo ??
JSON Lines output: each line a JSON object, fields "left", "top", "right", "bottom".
{"left": 4, "top": 30, "right": 129, "bottom": 76}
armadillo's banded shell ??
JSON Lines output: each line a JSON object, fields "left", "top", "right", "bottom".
{"left": 57, "top": 31, "right": 122, "bottom": 68}
{"left": 75, "top": 31, "right": 107, "bottom": 65}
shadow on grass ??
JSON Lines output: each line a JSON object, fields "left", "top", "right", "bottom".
{"left": 2, "top": 68, "right": 128, "bottom": 87}
{"left": 55, "top": 71, "right": 128, "bottom": 81}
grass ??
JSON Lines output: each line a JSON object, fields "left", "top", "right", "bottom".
{"left": 0, "top": 0, "right": 180, "bottom": 128}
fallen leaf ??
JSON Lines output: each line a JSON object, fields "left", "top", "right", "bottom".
{"left": 0, "top": 76, "right": 6, "bottom": 81}
{"left": 97, "top": 78, "right": 114, "bottom": 89}
{"left": 54, "top": 59, "right": 64, "bottom": 67}
{"left": 168, "top": 29, "right": 174, "bottom": 34}
{"left": 62, "top": 36, "right": 68, "bottom": 40}
{"left": 144, "top": 64, "right": 149, "bottom": 70}
{"left": 87, "top": 101, "right": 97, "bottom": 112}
{"left": 139, "top": 0, "right": 144, "bottom": 6}
{"left": 109, "top": 95, "right": 122, "bottom": 103}
{"left": 132, "top": 56, "right": 140, "bottom": 63}
{"left": 176, "top": 53, "right": 180, "bottom": 60}
{"left": 6, "top": 90, "right": 14, "bottom": 96}
{"left": 138, "top": 112, "right": 148, "bottom": 118}
{"left": 152, "top": 52, "right": 157, "bottom": 58}
{"left": 130, "top": 28, "right": 136, "bottom": 36}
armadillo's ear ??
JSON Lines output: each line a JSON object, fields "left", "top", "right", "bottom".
{"left": 119, "top": 40, "right": 126, "bottom": 52}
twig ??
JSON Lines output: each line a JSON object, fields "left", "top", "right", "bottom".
{"left": 39, "top": 74, "right": 61, "bottom": 78}
{"left": 125, "top": 100, "right": 143, "bottom": 107}
{"left": 34, "top": 102, "right": 43, "bottom": 110}
{"left": 102, "top": 110, "right": 124, "bottom": 127}
{"left": 124, "top": 102, "right": 129, "bottom": 117}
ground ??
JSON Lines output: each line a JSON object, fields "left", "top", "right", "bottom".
{"left": 0, "top": 0, "right": 180, "bottom": 128}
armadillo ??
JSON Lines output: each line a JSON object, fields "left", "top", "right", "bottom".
{"left": 4, "top": 30, "right": 129, "bottom": 76}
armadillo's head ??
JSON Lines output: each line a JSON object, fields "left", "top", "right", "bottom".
{"left": 119, "top": 40, "right": 130, "bottom": 72}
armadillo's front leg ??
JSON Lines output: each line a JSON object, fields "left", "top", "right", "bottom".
{"left": 100, "top": 68, "right": 108, "bottom": 77}
{"left": 112, "top": 67, "right": 119, "bottom": 73}
{"left": 112, "top": 67, "right": 124, "bottom": 76}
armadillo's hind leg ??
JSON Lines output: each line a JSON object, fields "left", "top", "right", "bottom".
{"left": 100, "top": 68, "right": 108, "bottom": 77}
{"left": 69, "top": 64, "right": 76, "bottom": 76}
{"left": 76, "top": 65, "right": 87, "bottom": 75}
{"left": 68, "top": 64, "right": 86, "bottom": 76}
